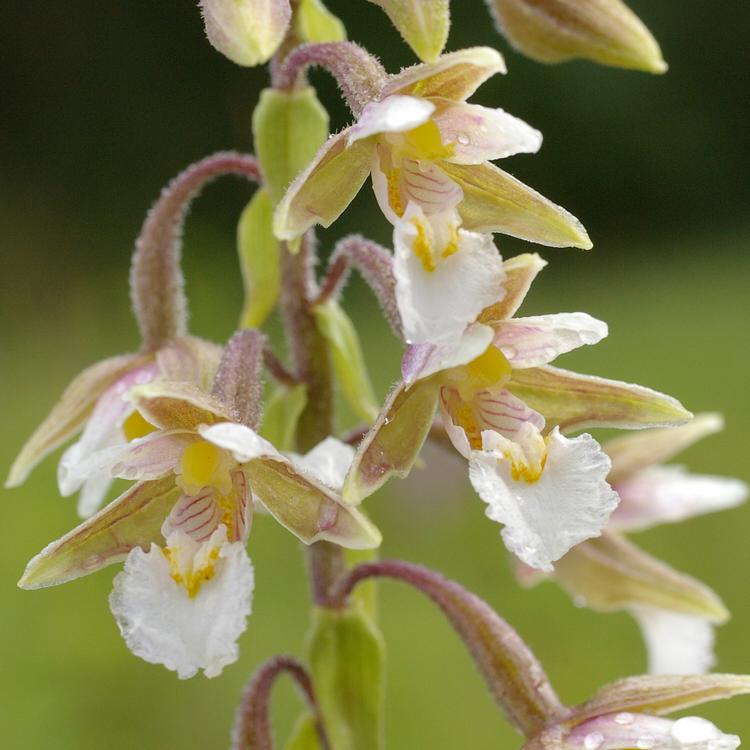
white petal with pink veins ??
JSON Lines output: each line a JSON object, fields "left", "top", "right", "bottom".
{"left": 348, "top": 96, "right": 435, "bottom": 144}
{"left": 109, "top": 526, "right": 254, "bottom": 680}
{"left": 162, "top": 490, "right": 222, "bottom": 543}
{"left": 493, "top": 313, "right": 608, "bottom": 369}
{"left": 631, "top": 606, "right": 716, "bottom": 675}
{"left": 469, "top": 426, "right": 618, "bottom": 571}
{"left": 433, "top": 101, "right": 542, "bottom": 164}
{"left": 610, "top": 465, "right": 747, "bottom": 533}
{"left": 394, "top": 207, "right": 506, "bottom": 344}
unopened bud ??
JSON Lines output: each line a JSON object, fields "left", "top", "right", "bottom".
{"left": 368, "top": 0, "right": 450, "bottom": 62}
{"left": 486, "top": 0, "right": 667, "bottom": 74}
{"left": 198, "top": 0, "right": 291, "bottom": 67}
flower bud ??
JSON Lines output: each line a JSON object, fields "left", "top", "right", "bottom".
{"left": 486, "top": 0, "right": 667, "bottom": 74}
{"left": 368, "top": 0, "right": 450, "bottom": 62}
{"left": 198, "top": 0, "right": 291, "bottom": 67}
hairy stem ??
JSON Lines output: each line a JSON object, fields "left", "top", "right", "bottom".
{"left": 232, "top": 655, "right": 331, "bottom": 750}
{"left": 130, "top": 151, "right": 262, "bottom": 352}
{"left": 273, "top": 42, "right": 388, "bottom": 116}
{"left": 330, "top": 560, "right": 567, "bottom": 738}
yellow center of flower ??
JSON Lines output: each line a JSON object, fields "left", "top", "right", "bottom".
{"left": 162, "top": 544, "right": 220, "bottom": 599}
{"left": 180, "top": 440, "right": 224, "bottom": 491}
{"left": 446, "top": 346, "right": 513, "bottom": 401}
{"left": 404, "top": 120, "right": 455, "bottom": 161}
{"left": 122, "top": 410, "right": 157, "bottom": 441}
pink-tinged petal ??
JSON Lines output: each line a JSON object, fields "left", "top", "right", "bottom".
{"left": 348, "top": 95, "right": 435, "bottom": 144}
{"left": 631, "top": 607, "right": 716, "bottom": 675}
{"left": 605, "top": 413, "right": 725, "bottom": 484}
{"left": 19, "top": 477, "right": 182, "bottom": 589}
{"left": 231, "top": 470, "right": 252, "bottom": 543}
{"left": 402, "top": 323, "right": 495, "bottom": 383}
{"left": 469, "top": 427, "right": 618, "bottom": 571}
{"left": 273, "top": 129, "right": 374, "bottom": 241}
{"left": 6, "top": 352, "right": 149, "bottom": 488}
{"left": 480, "top": 253, "right": 547, "bottom": 324}
{"left": 109, "top": 527, "right": 254, "bottom": 679}
{"left": 554, "top": 534, "right": 728, "bottom": 624}
{"left": 570, "top": 674, "right": 750, "bottom": 723}
{"left": 610, "top": 466, "right": 747, "bottom": 533}
{"left": 343, "top": 379, "right": 439, "bottom": 504}
{"left": 433, "top": 100, "right": 542, "bottom": 164}
{"left": 155, "top": 336, "right": 223, "bottom": 389}
{"left": 199, "top": 422, "right": 278, "bottom": 463}
{"left": 440, "top": 387, "right": 545, "bottom": 458}
{"left": 62, "top": 431, "right": 194, "bottom": 492}
{"left": 440, "top": 160, "right": 592, "bottom": 248}
{"left": 394, "top": 216, "right": 506, "bottom": 344}
{"left": 493, "top": 313, "right": 608, "bottom": 369}
{"left": 131, "top": 382, "right": 233, "bottom": 431}
{"left": 562, "top": 713, "right": 739, "bottom": 750}
{"left": 507, "top": 365, "right": 692, "bottom": 433}
{"left": 383, "top": 47, "right": 506, "bottom": 101}
{"left": 242, "top": 456, "right": 381, "bottom": 549}
{"left": 162, "top": 488, "right": 222, "bottom": 543}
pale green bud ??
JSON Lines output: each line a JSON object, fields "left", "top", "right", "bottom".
{"left": 294, "top": 0, "right": 347, "bottom": 44}
{"left": 198, "top": 0, "right": 291, "bottom": 67}
{"left": 368, "top": 0, "right": 450, "bottom": 62}
{"left": 487, "top": 0, "right": 667, "bottom": 73}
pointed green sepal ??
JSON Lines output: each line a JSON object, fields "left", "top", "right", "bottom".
{"left": 507, "top": 365, "right": 692, "bottom": 433}
{"left": 343, "top": 379, "right": 439, "bottom": 505}
{"left": 314, "top": 299, "right": 379, "bottom": 424}
{"left": 19, "top": 477, "right": 181, "bottom": 589}
{"left": 283, "top": 712, "right": 325, "bottom": 750}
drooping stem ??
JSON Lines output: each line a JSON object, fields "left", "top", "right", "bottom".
{"left": 130, "top": 151, "right": 262, "bottom": 352}
{"left": 330, "top": 560, "right": 567, "bottom": 738}
{"left": 314, "top": 234, "right": 403, "bottom": 338}
{"left": 231, "top": 655, "right": 331, "bottom": 750}
{"left": 273, "top": 42, "right": 388, "bottom": 116}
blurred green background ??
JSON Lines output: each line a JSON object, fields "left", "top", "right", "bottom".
{"left": 1, "top": 1, "right": 749, "bottom": 747}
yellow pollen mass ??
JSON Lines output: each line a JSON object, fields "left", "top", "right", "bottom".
{"left": 405, "top": 120, "right": 455, "bottom": 161}
{"left": 163, "top": 546, "right": 220, "bottom": 599}
{"left": 180, "top": 440, "right": 221, "bottom": 490}
{"left": 465, "top": 347, "right": 513, "bottom": 391}
{"left": 412, "top": 218, "right": 437, "bottom": 272}
{"left": 122, "top": 410, "right": 157, "bottom": 442}
{"left": 386, "top": 167, "right": 405, "bottom": 217}
{"left": 506, "top": 450, "right": 547, "bottom": 484}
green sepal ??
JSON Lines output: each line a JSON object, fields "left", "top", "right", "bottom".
{"left": 294, "top": 0, "right": 347, "bottom": 44}
{"left": 253, "top": 87, "right": 330, "bottom": 206}
{"left": 261, "top": 384, "right": 309, "bottom": 452}
{"left": 314, "top": 300, "right": 379, "bottom": 424}
{"left": 238, "top": 187, "right": 281, "bottom": 329}
{"left": 283, "top": 712, "right": 324, "bottom": 750}
{"left": 19, "top": 477, "right": 181, "bottom": 589}
{"left": 307, "top": 604, "right": 385, "bottom": 750}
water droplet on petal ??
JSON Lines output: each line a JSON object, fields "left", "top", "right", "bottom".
{"left": 457, "top": 133, "right": 470, "bottom": 145}
{"left": 614, "top": 712, "right": 634, "bottom": 725}
{"left": 637, "top": 735, "right": 655, "bottom": 749}
{"left": 583, "top": 732, "right": 604, "bottom": 750}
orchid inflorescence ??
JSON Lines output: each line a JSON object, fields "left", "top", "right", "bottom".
{"left": 7, "top": 1, "right": 748, "bottom": 748}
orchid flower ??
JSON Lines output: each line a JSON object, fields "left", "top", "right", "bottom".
{"left": 525, "top": 673, "right": 750, "bottom": 750}
{"left": 344, "top": 252, "right": 692, "bottom": 571}
{"left": 6, "top": 336, "right": 221, "bottom": 519}
{"left": 526, "top": 414, "right": 749, "bottom": 674}
{"left": 19, "top": 332, "right": 379, "bottom": 679}
{"left": 275, "top": 47, "right": 591, "bottom": 255}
